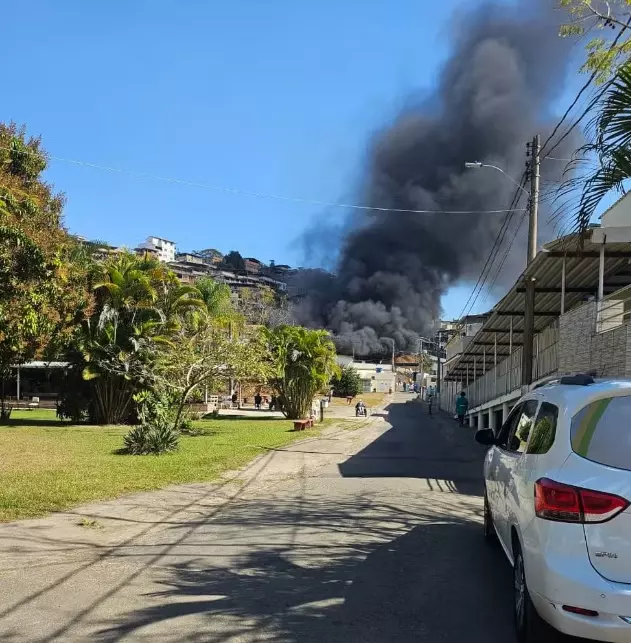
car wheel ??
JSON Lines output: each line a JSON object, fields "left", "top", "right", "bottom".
{"left": 514, "top": 544, "right": 555, "bottom": 643}
{"left": 483, "top": 492, "right": 496, "bottom": 543}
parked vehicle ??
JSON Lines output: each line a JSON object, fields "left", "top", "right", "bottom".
{"left": 475, "top": 375, "right": 631, "bottom": 643}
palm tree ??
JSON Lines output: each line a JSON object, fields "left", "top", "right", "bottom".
{"left": 196, "top": 276, "right": 234, "bottom": 318}
{"left": 265, "top": 326, "right": 339, "bottom": 419}
{"left": 77, "top": 253, "right": 207, "bottom": 424}
{"left": 562, "top": 63, "right": 631, "bottom": 234}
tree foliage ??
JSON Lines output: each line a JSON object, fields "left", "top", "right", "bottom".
{"left": 221, "top": 250, "right": 245, "bottom": 272}
{"left": 67, "top": 252, "right": 206, "bottom": 424}
{"left": 331, "top": 366, "right": 362, "bottom": 397}
{"left": 560, "top": 0, "right": 631, "bottom": 82}
{"left": 0, "top": 123, "right": 92, "bottom": 419}
{"left": 265, "top": 326, "right": 338, "bottom": 419}
{"left": 556, "top": 62, "right": 631, "bottom": 233}
{"left": 147, "top": 322, "right": 271, "bottom": 432}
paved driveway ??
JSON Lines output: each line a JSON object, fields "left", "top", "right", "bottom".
{"left": 0, "top": 395, "right": 582, "bottom": 641}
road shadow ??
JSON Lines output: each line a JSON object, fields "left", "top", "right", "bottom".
{"left": 93, "top": 515, "right": 516, "bottom": 643}
{"left": 338, "top": 401, "right": 486, "bottom": 495}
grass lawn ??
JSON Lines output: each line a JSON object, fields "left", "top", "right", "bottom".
{"left": 329, "top": 392, "right": 387, "bottom": 407}
{"left": 0, "top": 410, "right": 327, "bottom": 522}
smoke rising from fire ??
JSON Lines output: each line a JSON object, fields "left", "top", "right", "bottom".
{"left": 291, "top": 0, "right": 577, "bottom": 356}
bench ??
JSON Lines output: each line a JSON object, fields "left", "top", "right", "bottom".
{"left": 27, "top": 397, "right": 40, "bottom": 410}
{"left": 293, "top": 419, "right": 314, "bottom": 431}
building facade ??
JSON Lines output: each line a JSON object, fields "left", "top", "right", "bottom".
{"left": 442, "top": 196, "right": 631, "bottom": 429}
{"left": 138, "top": 236, "right": 176, "bottom": 263}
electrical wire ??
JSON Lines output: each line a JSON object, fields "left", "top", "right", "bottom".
{"left": 480, "top": 209, "right": 528, "bottom": 305}
{"left": 540, "top": 15, "right": 631, "bottom": 161}
{"left": 0, "top": 145, "right": 526, "bottom": 216}
{"left": 456, "top": 174, "right": 527, "bottom": 320}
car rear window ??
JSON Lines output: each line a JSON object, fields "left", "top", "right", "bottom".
{"left": 571, "top": 396, "right": 631, "bottom": 471}
{"left": 527, "top": 402, "right": 558, "bottom": 455}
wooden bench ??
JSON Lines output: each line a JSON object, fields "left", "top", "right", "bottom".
{"left": 293, "top": 419, "right": 314, "bottom": 431}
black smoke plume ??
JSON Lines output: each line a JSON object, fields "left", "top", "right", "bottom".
{"left": 292, "top": 0, "right": 577, "bottom": 356}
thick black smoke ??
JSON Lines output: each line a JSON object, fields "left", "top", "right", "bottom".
{"left": 293, "top": 0, "right": 577, "bottom": 356}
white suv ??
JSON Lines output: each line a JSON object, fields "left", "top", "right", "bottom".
{"left": 475, "top": 375, "right": 631, "bottom": 643}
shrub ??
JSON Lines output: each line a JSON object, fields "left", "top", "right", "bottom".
{"left": 122, "top": 390, "right": 180, "bottom": 455}
{"left": 331, "top": 366, "right": 362, "bottom": 398}
{"left": 123, "top": 425, "right": 153, "bottom": 455}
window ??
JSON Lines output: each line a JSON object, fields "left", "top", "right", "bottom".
{"left": 508, "top": 400, "right": 538, "bottom": 454}
{"left": 571, "top": 396, "right": 631, "bottom": 471}
{"left": 526, "top": 402, "right": 558, "bottom": 455}
{"left": 496, "top": 404, "right": 522, "bottom": 450}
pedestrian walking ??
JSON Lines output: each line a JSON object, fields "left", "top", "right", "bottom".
{"left": 455, "top": 391, "right": 469, "bottom": 426}
{"left": 427, "top": 391, "right": 434, "bottom": 416}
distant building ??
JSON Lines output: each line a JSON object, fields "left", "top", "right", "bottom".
{"left": 175, "top": 253, "right": 207, "bottom": 266}
{"left": 197, "top": 248, "right": 224, "bottom": 265}
{"left": 138, "top": 236, "right": 176, "bottom": 263}
{"left": 135, "top": 246, "right": 159, "bottom": 260}
{"left": 335, "top": 357, "right": 395, "bottom": 393}
{"left": 244, "top": 257, "right": 263, "bottom": 274}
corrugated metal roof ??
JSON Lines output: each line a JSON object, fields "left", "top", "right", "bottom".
{"left": 444, "top": 231, "right": 631, "bottom": 381}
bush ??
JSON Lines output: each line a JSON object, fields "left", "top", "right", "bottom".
{"left": 122, "top": 390, "right": 180, "bottom": 455}
{"left": 56, "top": 364, "right": 92, "bottom": 422}
{"left": 331, "top": 366, "right": 362, "bottom": 398}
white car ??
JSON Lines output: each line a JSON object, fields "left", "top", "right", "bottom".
{"left": 475, "top": 375, "right": 631, "bottom": 643}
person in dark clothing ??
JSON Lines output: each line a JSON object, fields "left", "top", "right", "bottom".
{"left": 455, "top": 391, "right": 469, "bottom": 426}
{"left": 254, "top": 393, "right": 262, "bottom": 410}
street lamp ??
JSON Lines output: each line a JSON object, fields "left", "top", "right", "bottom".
{"left": 464, "top": 161, "right": 530, "bottom": 196}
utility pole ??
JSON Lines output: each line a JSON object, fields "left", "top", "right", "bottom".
{"left": 417, "top": 337, "right": 424, "bottom": 393}
{"left": 527, "top": 134, "right": 539, "bottom": 263}
{"left": 436, "top": 331, "right": 442, "bottom": 410}
{"left": 522, "top": 134, "right": 539, "bottom": 390}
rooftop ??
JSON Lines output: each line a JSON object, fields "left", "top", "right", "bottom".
{"left": 445, "top": 230, "right": 631, "bottom": 382}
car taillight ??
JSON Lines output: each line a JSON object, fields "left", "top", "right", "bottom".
{"left": 535, "top": 478, "right": 629, "bottom": 524}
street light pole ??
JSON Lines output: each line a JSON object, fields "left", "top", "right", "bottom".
{"left": 464, "top": 144, "right": 540, "bottom": 391}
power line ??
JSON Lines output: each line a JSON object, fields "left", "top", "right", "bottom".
{"left": 539, "top": 70, "right": 601, "bottom": 159}
{"left": 456, "top": 174, "right": 527, "bottom": 320}
{"left": 540, "top": 15, "right": 631, "bottom": 160}
{"left": 0, "top": 145, "right": 526, "bottom": 216}
{"left": 481, "top": 209, "right": 528, "bottom": 304}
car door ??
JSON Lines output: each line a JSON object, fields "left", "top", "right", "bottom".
{"left": 487, "top": 403, "right": 523, "bottom": 549}
{"left": 502, "top": 399, "right": 540, "bottom": 552}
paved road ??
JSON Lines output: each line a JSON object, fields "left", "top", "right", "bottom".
{"left": 0, "top": 394, "right": 579, "bottom": 642}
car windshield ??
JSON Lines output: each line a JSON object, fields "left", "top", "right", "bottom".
{"left": 571, "top": 395, "right": 631, "bottom": 471}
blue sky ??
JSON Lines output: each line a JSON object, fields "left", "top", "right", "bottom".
{"left": 2, "top": 0, "right": 590, "bottom": 319}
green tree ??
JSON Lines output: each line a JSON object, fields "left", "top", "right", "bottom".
{"left": 196, "top": 276, "right": 235, "bottom": 322}
{"left": 560, "top": 0, "right": 631, "bottom": 82}
{"left": 149, "top": 322, "right": 271, "bottom": 433}
{"left": 70, "top": 252, "right": 205, "bottom": 424}
{"left": 222, "top": 250, "right": 245, "bottom": 272}
{"left": 0, "top": 123, "right": 92, "bottom": 420}
{"left": 265, "top": 326, "right": 338, "bottom": 419}
{"left": 331, "top": 366, "right": 362, "bottom": 397}
{"left": 558, "top": 63, "right": 631, "bottom": 233}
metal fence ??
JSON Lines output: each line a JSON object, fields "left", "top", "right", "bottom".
{"left": 466, "top": 322, "right": 559, "bottom": 409}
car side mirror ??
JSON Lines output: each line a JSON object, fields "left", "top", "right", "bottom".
{"left": 475, "top": 428, "right": 496, "bottom": 446}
